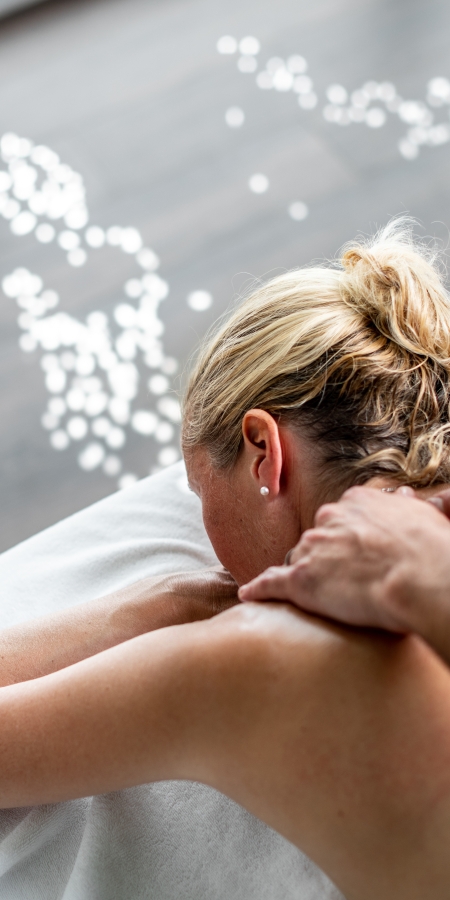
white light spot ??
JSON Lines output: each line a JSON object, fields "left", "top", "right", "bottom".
{"left": 267, "top": 57, "right": 284, "bottom": 73}
{"left": 326, "top": 84, "right": 348, "bottom": 105}
{"left": 103, "top": 455, "right": 121, "bottom": 476}
{"left": 398, "top": 138, "right": 419, "bottom": 160}
{"left": 106, "top": 426, "right": 126, "bottom": 449}
{"left": 293, "top": 75, "right": 313, "bottom": 94}
{"left": 427, "top": 77, "right": 450, "bottom": 101}
{"left": 85, "top": 392, "right": 108, "bottom": 416}
{"left": 35, "top": 223, "right": 55, "bottom": 243}
{"left": 158, "top": 446, "right": 179, "bottom": 467}
{"left": 237, "top": 56, "right": 257, "bottom": 74}
{"left": 78, "top": 442, "right": 105, "bottom": 471}
{"left": 365, "top": 107, "right": 387, "bottom": 128}
{"left": 41, "top": 289, "right": 59, "bottom": 309}
{"left": 41, "top": 412, "right": 59, "bottom": 430}
{"left": 377, "top": 82, "right": 396, "bottom": 102}
{"left": 41, "top": 354, "right": 59, "bottom": 372}
{"left": 0, "top": 171, "right": 12, "bottom": 191}
{"left": 398, "top": 101, "right": 429, "bottom": 125}
{"left": 116, "top": 331, "right": 137, "bottom": 360}
{"left": 141, "top": 273, "right": 169, "bottom": 300}
{"left": 109, "top": 397, "right": 130, "bottom": 424}
{"left": 1, "top": 199, "right": 20, "bottom": 220}
{"left": 144, "top": 346, "right": 163, "bottom": 368}
{"left": 120, "top": 227, "right": 142, "bottom": 254}
{"left": 66, "top": 389, "right": 86, "bottom": 411}
{"left": 48, "top": 397, "right": 66, "bottom": 416}
{"left": 60, "top": 351, "right": 76, "bottom": 370}
{"left": 288, "top": 201, "right": 309, "bottom": 221}
{"left": 85, "top": 226, "right": 105, "bottom": 248}
{"left": 136, "top": 248, "right": 160, "bottom": 270}
{"left": 125, "top": 278, "right": 143, "bottom": 298}
{"left": 46, "top": 369, "right": 67, "bottom": 393}
{"left": 86, "top": 311, "right": 108, "bottom": 330}
{"left": 287, "top": 55, "right": 307, "bottom": 74}
{"left": 81, "top": 376, "right": 102, "bottom": 394}
{"left": 118, "top": 473, "right": 138, "bottom": 490}
{"left": 67, "top": 416, "right": 88, "bottom": 440}
{"left": 76, "top": 354, "right": 95, "bottom": 376}
{"left": 1, "top": 132, "right": 22, "bottom": 157}
{"left": 148, "top": 374, "right": 169, "bottom": 395}
{"left": 217, "top": 35, "right": 237, "bottom": 54}
{"left": 30, "top": 144, "right": 59, "bottom": 169}
{"left": 67, "top": 248, "right": 87, "bottom": 267}
{"left": 351, "top": 89, "right": 370, "bottom": 109}
{"left": 187, "top": 290, "right": 213, "bottom": 311}
{"left": 114, "top": 303, "right": 137, "bottom": 328}
{"left": 225, "top": 107, "right": 245, "bottom": 128}
{"left": 19, "top": 334, "right": 37, "bottom": 352}
{"left": 91, "top": 416, "right": 111, "bottom": 437}
{"left": 349, "top": 107, "right": 366, "bottom": 122}
{"left": 160, "top": 356, "right": 178, "bottom": 375}
{"left": 98, "top": 351, "right": 117, "bottom": 371}
{"left": 65, "top": 207, "right": 88, "bottom": 229}
{"left": 363, "top": 81, "right": 379, "bottom": 98}
{"left": 131, "top": 410, "right": 158, "bottom": 435}
{"left": 58, "top": 230, "right": 80, "bottom": 250}
{"left": 323, "top": 105, "right": 342, "bottom": 123}
{"left": 10, "top": 211, "right": 36, "bottom": 235}
{"left": 298, "top": 92, "right": 317, "bottom": 109}
{"left": 2, "top": 274, "right": 20, "bottom": 297}
{"left": 18, "top": 312, "right": 33, "bottom": 330}
{"left": 50, "top": 430, "right": 69, "bottom": 450}
{"left": 106, "top": 226, "right": 122, "bottom": 246}
{"left": 256, "top": 71, "right": 273, "bottom": 90}
{"left": 428, "top": 124, "right": 450, "bottom": 145}
{"left": 239, "top": 36, "right": 260, "bottom": 55}
{"left": 157, "top": 396, "right": 181, "bottom": 422}
{"left": 273, "top": 68, "right": 294, "bottom": 91}
{"left": 249, "top": 173, "right": 269, "bottom": 194}
{"left": 155, "top": 421, "right": 174, "bottom": 443}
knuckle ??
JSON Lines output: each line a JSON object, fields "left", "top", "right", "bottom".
{"left": 314, "top": 502, "right": 338, "bottom": 526}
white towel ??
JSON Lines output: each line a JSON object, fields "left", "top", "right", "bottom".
{"left": 0, "top": 462, "right": 343, "bottom": 899}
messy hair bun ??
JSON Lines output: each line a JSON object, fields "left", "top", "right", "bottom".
{"left": 341, "top": 225, "right": 450, "bottom": 363}
{"left": 183, "top": 218, "right": 450, "bottom": 489}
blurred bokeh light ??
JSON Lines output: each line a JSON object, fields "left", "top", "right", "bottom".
{"left": 1, "top": 0, "right": 450, "bottom": 550}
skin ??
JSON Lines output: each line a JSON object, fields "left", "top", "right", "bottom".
{"left": 239, "top": 482, "right": 450, "bottom": 664}
{"left": 0, "top": 569, "right": 238, "bottom": 687}
{"left": 1, "top": 411, "right": 450, "bottom": 898}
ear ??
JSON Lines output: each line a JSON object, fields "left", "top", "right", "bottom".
{"left": 241, "top": 409, "right": 283, "bottom": 498}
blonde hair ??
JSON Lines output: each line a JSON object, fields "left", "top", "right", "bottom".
{"left": 182, "top": 219, "right": 450, "bottom": 489}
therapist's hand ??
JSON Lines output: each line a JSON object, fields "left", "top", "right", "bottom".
{"left": 239, "top": 486, "right": 450, "bottom": 662}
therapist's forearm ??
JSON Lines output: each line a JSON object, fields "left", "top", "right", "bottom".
{"left": 0, "top": 571, "right": 237, "bottom": 687}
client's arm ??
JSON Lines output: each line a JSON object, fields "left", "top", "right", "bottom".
{"left": 1, "top": 600, "right": 450, "bottom": 900}
{"left": 239, "top": 486, "right": 450, "bottom": 664}
{"left": 0, "top": 568, "right": 237, "bottom": 687}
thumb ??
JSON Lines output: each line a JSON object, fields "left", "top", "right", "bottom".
{"left": 238, "top": 566, "right": 294, "bottom": 603}
{"left": 427, "top": 488, "right": 450, "bottom": 519}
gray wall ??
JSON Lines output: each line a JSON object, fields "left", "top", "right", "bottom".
{"left": 1, "top": 0, "right": 450, "bottom": 550}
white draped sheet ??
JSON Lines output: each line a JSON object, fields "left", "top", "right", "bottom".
{"left": 0, "top": 462, "right": 342, "bottom": 900}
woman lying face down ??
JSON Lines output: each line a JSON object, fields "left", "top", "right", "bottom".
{"left": 2, "top": 219, "right": 450, "bottom": 900}
{"left": 182, "top": 217, "right": 450, "bottom": 584}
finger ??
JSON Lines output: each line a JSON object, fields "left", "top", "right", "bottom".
{"left": 427, "top": 489, "right": 450, "bottom": 518}
{"left": 238, "top": 566, "right": 297, "bottom": 602}
{"left": 396, "top": 485, "right": 416, "bottom": 497}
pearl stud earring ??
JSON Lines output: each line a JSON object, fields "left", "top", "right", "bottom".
{"left": 260, "top": 486, "right": 269, "bottom": 496}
